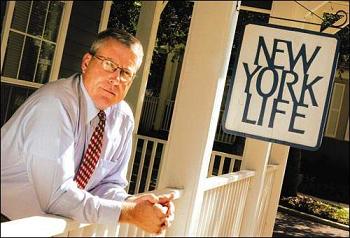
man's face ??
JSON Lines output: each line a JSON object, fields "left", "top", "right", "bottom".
{"left": 81, "top": 39, "right": 139, "bottom": 110}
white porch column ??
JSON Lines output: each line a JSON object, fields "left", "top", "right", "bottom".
{"left": 156, "top": 1, "right": 240, "bottom": 236}
{"left": 98, "top": 1, "right": 112, "bottom": 32}
{"left": 262, "top": 143, "right": 289, "bottom": 236}
{"left": 239, "top": 139, "right": 272, "bottom": 236}
{"left": 154, "top": 52, "right": 178, "bottom": 130}
{"left": 125, "top": 1, "right": 167, "bottom": 132}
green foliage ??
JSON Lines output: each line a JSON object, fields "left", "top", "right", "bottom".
{"left": 108, "top": 0, "right": 141, "bottom": 35}
{"left": 108, "top": 1, "right": 192, "bottom": 60}
{"left": 280, "top": 195, "right": 349, "bottom": 225}
{"left": 108, "top": 1, "right": 193, "bottom": 94}
{"left": 156, "top": 1, "right": 192, "bottom": 60}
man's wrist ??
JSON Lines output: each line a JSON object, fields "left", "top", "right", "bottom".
{"left": 119, "top": 201, "right": 135, "bottom": 223}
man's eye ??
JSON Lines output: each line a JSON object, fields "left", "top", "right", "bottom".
{"left": 105, "top": 61, "right": 115, "bottom": 68}
{"left": 123, "top": 70, "right": 133, "bottom": 77}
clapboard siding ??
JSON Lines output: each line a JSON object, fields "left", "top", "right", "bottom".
{"left": 58, "top": 1, "right": 103, "bottom": 78}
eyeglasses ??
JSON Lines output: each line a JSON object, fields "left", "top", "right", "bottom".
{"left": 91, "top": 53, "right": 135, "bottom": 83}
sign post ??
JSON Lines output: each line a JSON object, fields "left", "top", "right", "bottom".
{"left": 223, "top": 23, "right": 339, "bottom": 150}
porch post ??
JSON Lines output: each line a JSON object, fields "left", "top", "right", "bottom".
{"left": 98, "top": 1, "right": 112, "bottom": 32}
{"left": 153, "top": 52, "right": 178, "bottom": 131}
{"left": 259, "top": 1, "right": 333, "bottom": 236}
{"left": 156, "top": 1, "right": 240, "bottom": 236}
{"left": 125, "top": 1, "right": 167, "bottom": 132}
{"left": 262, "top": 143, "right": 289, "bottom": 236}
{"left": 239, "top": 139, "right": 272, "bottom": 236}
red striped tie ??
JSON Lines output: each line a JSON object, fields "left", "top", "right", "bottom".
{"left": 75, "top": 110, "right": 106, "bottom": 189}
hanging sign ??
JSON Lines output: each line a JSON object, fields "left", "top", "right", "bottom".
{"left": 223, "top": 23, "right": 340, "bottom": 150}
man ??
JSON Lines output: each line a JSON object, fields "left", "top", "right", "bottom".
{"left": 1, "top": 28, "right": 174, "bottom": 235}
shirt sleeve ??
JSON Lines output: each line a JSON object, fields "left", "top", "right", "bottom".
{"left": 88, "top": 120, "right": 133, "bottom": 202}
{"left": 23, "top": 96, "right": 122, "bottom": 224}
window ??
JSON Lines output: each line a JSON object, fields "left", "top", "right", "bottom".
{"left": 1, "top": 1, "right": 72, "bottom": 126}
{"left": 325, "top": 82, "right": 346, "bottom": 138}
{"left": 1, "top": 83, "right": 36, "bottom": 126}
{"left": 2, "top": 1, "right": 64, "bottom": 84}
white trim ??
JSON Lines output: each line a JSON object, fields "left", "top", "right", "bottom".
{"left": 330, "top": 1, "right": 349, "bottom": 6}
{"left": 160, "top": 1, "right": 168, "bottom": 12}
{"left": 9, "top": 28, "right": 57, "bottom": 45}
{"left": 49, "top": 1, "right": 73, "bottom": 82}
{"left": 304, "top": 1, "right": 329, "bottom": 19}
{"left": 1, "top": 1, "right": 15, "bottom": 70}
{"left": 333, "top": 83, "right": 345, "bottom": 138}
{"left": 325, "top": 82, "right": 345, "bottom": 138}
{"left": 1, "top": 76, "right": 43, "bottom": 89}
{"left": 32, "top": 2, "right": 51, "bottom": 83}
{"left": 0, "top": 187, "right": 183, "bottom": 237}
{"left": 16, "top": 1, "right": 33, "bottom": 80}
{"left": 98, "top": 1, "right": 112, "bottom": 32}
{"left": 201, "top": 170, "right": 255, "bottom": 192}
{"left": 239, "top": 5, "right": 271, "bottom": 15}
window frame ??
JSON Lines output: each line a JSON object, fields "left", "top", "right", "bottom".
{"left": 1, "top": 1, "right": 73, "bottom": 89}
{"left": 325, "top": 82, "right": 346, "bottom": 138}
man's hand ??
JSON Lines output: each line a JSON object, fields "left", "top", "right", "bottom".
{"left": 158, "top": 193, "right": 175, "bottom": 229}
{"left": 120, "top": 193, "right": 175, "bottom": 234}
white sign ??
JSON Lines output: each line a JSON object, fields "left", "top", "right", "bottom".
{"left": 223, "top": 24, "right": 339, "bottom": 150}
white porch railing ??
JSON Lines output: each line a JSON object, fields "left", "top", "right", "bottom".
{"left": 140, "top": 96, "right": 235, "bottom": 144}
{"left": 196, "top": 170, "right": 255, "bottom": 236}
{"left": 1, "top": 188, "right": 182, "bottom": 237}
{"left": 208, "top": 151, "right": 242, "bottom": 176}
{"left": 2, "top": 135, "right": 279, "bottom": 237}
{"left": 126, "top": 135, "right": 167, "bottom": 194}
{"left": 127, "top": 135, "right": 243, "bottom": 195}
{"left": 139, "top": 96, "right": 159, "bottom": 132}
{"left": 160, "top": 99, "right": 174, "bottom": 131}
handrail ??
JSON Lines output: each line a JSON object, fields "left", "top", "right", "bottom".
{"left": 1, "top": 214, "right": 90, "bottom": 237}
{"left": 201, "top": 170, "right": 255, "bottom": 192}
{"left": 1, "top": 187, "right": 183, "bottom": 237}
{"left": 135, "top": 134, "right": 167, "bottom": 145}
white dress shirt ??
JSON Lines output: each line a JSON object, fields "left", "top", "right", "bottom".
{"left": 1, "top": 74, "right": 134, "bottom": 224}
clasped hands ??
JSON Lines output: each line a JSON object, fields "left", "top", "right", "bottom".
{"left": 120, "top": 193, "right": 175, "bottom": 234}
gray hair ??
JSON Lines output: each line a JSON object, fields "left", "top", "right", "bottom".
{"left": 89, "top": 28, "right": 144, "bottom": 69}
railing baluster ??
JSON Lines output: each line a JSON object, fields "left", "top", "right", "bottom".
{"left": 155, "top": 144, "right": 166, "bottom": 189}
{"left": 208, "top": 153, "right": 216, "bottom": 177}
{"left": 135, "top": 140, "right": 148, "bottom": 193}
{"left": 195, "top": 171, "right": 255, "bottom": 237}
{"left": 229, "top": 157, "right": 235, "bottom": 173}
{"left": 218, "top": 156, "right": 225, "bottom": 175}
{"left": 223, "top": 182, "right": 235, "bottom": 235}
{"left": 126, "top": 137, "right": 139, "bottom": 192}
{"left": 145, "top": 141, "right": 158, "bottom": 191}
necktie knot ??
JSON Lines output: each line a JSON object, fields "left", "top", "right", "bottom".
{"left": 98, "top": 110, "right": 106, "bottom": 121}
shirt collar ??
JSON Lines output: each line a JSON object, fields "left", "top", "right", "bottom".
{"left": 80, "top": 75, "right": 100, "bottom": 122}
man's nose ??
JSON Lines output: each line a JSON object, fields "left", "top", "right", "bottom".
{"left": 110, "top": 68, "right": 122, "bottom": 84}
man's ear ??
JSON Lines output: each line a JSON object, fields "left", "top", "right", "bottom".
{"left": 81, "top": 53, "right": 92, "bottom": 74}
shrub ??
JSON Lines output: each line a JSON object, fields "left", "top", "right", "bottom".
{"left": 280, "top": 195, "right": 349, "bottom": 225}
